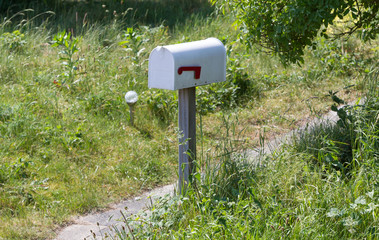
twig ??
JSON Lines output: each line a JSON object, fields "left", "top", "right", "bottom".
{"left": 120, "top": 210, "right": 136, "bottom": 240}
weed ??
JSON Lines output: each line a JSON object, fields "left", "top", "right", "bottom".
{"left": 51, "top": 30, "right": 81, "bottom": 87}
{"left": 0, "top": 158, "right": 32, "bottom": 183}
{"left": 0, "top": 104, "right": 13, "bottom": 122}
{"left": 144, "top": 90, "right": 177, "bottom": 123}
{"left": 119, "top": 27, "right": 148, "bottom": 68}
{"left": 0, "top": 30, "right": 26, "bottom": 52}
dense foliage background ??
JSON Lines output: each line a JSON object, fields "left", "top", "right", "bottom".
{"left": 214, "top": 0, "right": 378, "bottom": 64}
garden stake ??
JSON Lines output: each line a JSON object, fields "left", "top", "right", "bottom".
{"left": 125, "top": 91, "right": 138, "bottom": 126}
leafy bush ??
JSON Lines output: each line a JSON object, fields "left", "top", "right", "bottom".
{"left": 0, "top": 30, "right": 26, "bottom": 52}
{"left": 294, "top": 67, "right": 379, "bottom": 176}
{"left": 197, "top": 57, "right": 261, "bottom": 115}
{"left": 215, "top": 0, "right": 379, "bottom": 64}
{"left": 144, "top": 90, "right": 177, "bottom": 123}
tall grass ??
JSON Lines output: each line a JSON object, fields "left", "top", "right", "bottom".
{"left": 0, "top": 1, "right": 378, "bottom": 239}
{"left": 112, "top": 69, "right": 378, "bottom": 239}
{"left": 1, "top": 0, "right": 213, "bottom": 32}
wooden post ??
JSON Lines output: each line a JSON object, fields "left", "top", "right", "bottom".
{"left": 178, "top": 87, "right": 196, "bottom": 194}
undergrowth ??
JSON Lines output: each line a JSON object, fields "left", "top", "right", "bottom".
{"left": 106, "top": 68, "right": 378, "bottom": 239}
{"left": 0, "top": 1, "right": 378, "bottom": 239}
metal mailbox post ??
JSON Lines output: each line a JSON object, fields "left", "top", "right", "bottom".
{"left": 148, "top": 38, "right": 226, "bottom": 193}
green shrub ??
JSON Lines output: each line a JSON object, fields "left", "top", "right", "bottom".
{"left": 0, "top": 30, "right": 26, "bottom": 52}
{"left": 144, "top": 90, "right": 177, "bottom": 123}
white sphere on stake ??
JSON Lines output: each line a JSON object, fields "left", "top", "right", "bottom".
{"left": 125, "top": 91, "right": 138, "bottom": 126}
{"left": 125, "top": 91, "right": 138, "bottom": 105}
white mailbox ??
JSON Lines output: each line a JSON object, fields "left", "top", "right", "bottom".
{"left": 148, "top": 38, "right": 226, "bottom": 90}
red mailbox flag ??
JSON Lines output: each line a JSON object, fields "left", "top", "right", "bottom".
{"left": 178, "top": 66, "right": 201, "bottom": 79}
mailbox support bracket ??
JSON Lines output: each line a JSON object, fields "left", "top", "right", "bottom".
{"left": 178, "top": 87, "right": 196, "bottom": 194}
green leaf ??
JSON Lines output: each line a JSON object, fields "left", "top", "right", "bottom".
{"left": 355, "top": 196, "right": 366, "bottom": 205}
{"left": 366, "top": 190, "right": 374, "bottom": 199}
{"left": 118, "top": 40, "right": 129, "bottom": 46}
{"left": 326, "top": 208, "right": 343, "bottom": 217}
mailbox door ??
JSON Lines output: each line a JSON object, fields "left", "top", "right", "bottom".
{"left": 148, "top": 47, "right": 175, "bottom": 90}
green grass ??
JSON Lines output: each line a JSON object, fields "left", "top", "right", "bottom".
{"left": 0, "top": 1, "right": 378, "bottom": 239}
{"left": 113, "top": 68, "right": 379, "bottom": 240}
